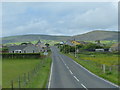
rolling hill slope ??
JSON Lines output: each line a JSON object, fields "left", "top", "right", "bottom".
{"left": 2, "top": 34, "right": 70, "bottom": 44}
{"left": 71, "top": 30, "right": 119, "bottom": 41}
{"left": 2, "top": 30, "right": 119, "bottom": 44}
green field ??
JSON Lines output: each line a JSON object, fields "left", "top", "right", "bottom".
{"left": 66, "top": 52, "right": 119, "bottom": 85}
{"left": 2, "top": 55, "right": 52, "bottom": 88}
{"left": 85, "top": 40, "right": 117, "bottom": 46}
{"left": 26, "top": 56, "right": 51, "bottom": 88}
{"left": 4, "top": 40, "right": 60, "bottom": 46}
{"left": 0, "top": 57, "right": 2, "bottom": 87}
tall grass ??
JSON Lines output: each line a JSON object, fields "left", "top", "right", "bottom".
{"left": 2, "top": 58, "right": 41, "bottom": 88}
{"left": 66, "top": 52, "right": 119, "bottom": 85}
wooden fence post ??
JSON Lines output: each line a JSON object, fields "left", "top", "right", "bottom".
{"left": 28, "top": 72, "right": 29, "bottom": 82}
{"left": 103, "top": 64, "right": 106, "bottom": 73}
{"left": 11, "top": 80, "right": 13, "bottom": 90}
{"left": 18, "top": 76, "right": 21, "bottom": 88}
{"left": 24, "top": 73, "right": 26, "bottom": 86}
{"left": 109, "top": 66, "right": 112, "bottom": 72}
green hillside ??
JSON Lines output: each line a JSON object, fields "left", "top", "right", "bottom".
{"left": 2, "top": 34, "right": 70, "bottom": 44}
{"left": 2, "top": 30, "right": 119, "bottom": 44}
{"left": 72, "top": 30, "right": 119, "bottom": 41}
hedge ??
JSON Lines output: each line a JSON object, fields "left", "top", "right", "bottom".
{"left": 1, "top": 53, "right": 41, "bottom": 59}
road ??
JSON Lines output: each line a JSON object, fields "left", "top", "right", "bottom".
{"left": 48, "top": 46, "right": 119, "bottom": 89}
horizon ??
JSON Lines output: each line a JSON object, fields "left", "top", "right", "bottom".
{"left": 2, "top": 2, "right": 118, "bottom": 37}
{"left": 2, "top": 30, "right": 118, "bottom": 38}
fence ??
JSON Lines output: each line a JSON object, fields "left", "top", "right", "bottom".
{"left": 69, "top": 53, "right": 119, "bottom": 74}
{"left": 3, "top": 58, "right": 46, "bottom": 88}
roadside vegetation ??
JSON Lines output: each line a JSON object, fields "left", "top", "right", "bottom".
{"left": 2, "top": 53, "right": 52, "bottom": 88}
{"left": 57, "top": 42, "right": 120, "bottom": 85}
{"left": 66, "top": 52, "right": 119, "bottom": 85}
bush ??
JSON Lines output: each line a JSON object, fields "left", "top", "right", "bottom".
{"left": 2, "top": 53, "right": 41, "bottom": 59}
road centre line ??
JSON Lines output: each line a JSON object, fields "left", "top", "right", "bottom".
{"left": 81, "top": 84, "right": 88, "bottom": 90}
{"left": 73, "top": 76, "right": 79, "bottom": 82}
{"left": 69, "top": 70, "right": 73, "bottom": 74}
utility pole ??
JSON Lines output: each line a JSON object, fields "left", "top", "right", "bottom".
{"left": 75, "top": 45, "right": 77, "bottom": 58}
{"left": 74, "top": 38, "right": 77, "bottom": 58}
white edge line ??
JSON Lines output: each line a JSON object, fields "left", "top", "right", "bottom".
{"left": 81, "top": 84, "right": 88, "bottom": 90}
{"left": 48, "top": 61, "right": 53, "bottom": 89}
{"left": 72, "top": 60, "right": 119, "bottom": 88}
{"left": 73, "top": 76, "right": 79, "bottom": 82}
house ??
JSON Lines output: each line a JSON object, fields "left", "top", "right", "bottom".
{"left": 65, "top": 40, "right": 74, "bottom": 46}
{"left": 35, "top": 40, "right": 46, "bottom": 52}
{"left": 109, "top": 43, "right": 120, "bottom": 52}
{"left": 66, "top": 40, "right": 88, "bottom": 46}
{"left": 8, "top": 44, "right": 39, "bottom": 53}
{"left": 95, "top": 49, "right": 104, "bottom": 52}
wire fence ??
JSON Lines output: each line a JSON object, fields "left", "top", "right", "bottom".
{"left": 4, "top": 59, "right": 45, "bottom": 88}
{"left": 69, "top": 53, "right": 119, "bottom": 74}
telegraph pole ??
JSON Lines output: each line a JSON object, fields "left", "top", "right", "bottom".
{"left": 74, "top": 38, "right": 77, "bottom": 58}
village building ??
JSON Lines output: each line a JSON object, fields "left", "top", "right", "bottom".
{"left": 8, "top": 40, "right": 46, "bottom": 53}
{"left": 95, "top": 49, "right": 104, "bottom": 52}
{"left": 109, "top": 43, "right": 120, "bottom": 52}
{"left": 8, "top": 44, "right": 39, "bottom": 53}
{"left": 35, "top": 40, "right": 46, "bottom": 52}
{"left": 66, "top": 40, "right": 89, "bottom": 46}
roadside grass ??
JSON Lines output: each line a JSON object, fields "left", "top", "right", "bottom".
{"left": 26, "top": 56, "right": 52, "bottom": 88}
{"left": 0, "top": 57, "right": 2, "bottom": 86}
{"left": 85, "top": 40, "right": 117, "bottom": 45}
{"left": 66, "top": 52, "right": 119, "bottom": 85}
{"left": 2, "top": 55, "right": 52, "bottom": 88}
{"left": 2, "top": 58, "right": 41, "bottom": 88}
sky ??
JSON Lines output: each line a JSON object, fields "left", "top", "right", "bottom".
{"left": 2, "top": 2, "right": 118, "bottom": 37}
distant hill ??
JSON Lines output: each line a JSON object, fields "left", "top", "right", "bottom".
{"left": 2, "top": 30, "right": 119, "bottom": 44}
{"left": 71, "top": 30, "right": 119, "bottom": 41}
{"left": 2, "top": 34, "right": 70, "bottom": 44}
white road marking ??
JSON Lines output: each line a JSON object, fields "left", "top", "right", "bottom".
{"left": 73, "top": 76, "right": 79, "bottom": 82}
{"left": 72, "top": 59, "right": 119, "bottom": 87}
{"left": 69, "top": 70, "right": 73, "bottom": 75}
{"left": 66, "top": 66, "right": 69, "bottom": 70}
{"left": 48, "top": 62, "right": 53, "bottom": 89}
{"left": 81, "top": 84, "right": 88, "bottom": 90}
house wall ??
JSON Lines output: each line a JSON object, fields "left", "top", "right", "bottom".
{"left": 23, "top": 45, "right": 39, "bottom": 53}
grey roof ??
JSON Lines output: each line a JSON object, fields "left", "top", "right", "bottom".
{"left": 36, "top": 40, "right": 41, "bottom": 45}
{"left": 9, "top": 45, "right": 27, "bottom": 51}
{"left": 65, "top": 40, "right": 74, "bottom": 46}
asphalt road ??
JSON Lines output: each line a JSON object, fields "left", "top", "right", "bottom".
{"left": 48, "top": 46, "right": 119, "bottom": 89}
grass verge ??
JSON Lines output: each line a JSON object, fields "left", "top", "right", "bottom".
{"left": 26, "top": 55, "right": 52, "bottom": 88}
{"left": 65, "top": 53, "right": 119, "bottom": 86}
{"left": 2, "top": 54, "right": 52, "bottom": 88}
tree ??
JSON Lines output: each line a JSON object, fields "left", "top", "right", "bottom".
{"left": 45, "top": 43, "right": 50, "bottom": 47}
{"left": 82, "top": 43, "right": 103, "bottom": 51}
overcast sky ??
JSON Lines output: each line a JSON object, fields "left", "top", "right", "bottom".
{"left": 2, "top": 2, "right": 118, "bottom": 37}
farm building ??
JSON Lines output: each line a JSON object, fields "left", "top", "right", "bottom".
{"left": 95, "top": 49, "right": 104, "bottom": 52}
{"left": 8, "top": 44, "right": 39, "bottom": 53}
{"left": 66, "top": 40, "right": 88, "bottom": 46}
{"left": 65, "top": 40, "right": 74, "bottom": 46}
{"left": 109, "top": 43, "right": 120, "bottom": 52}
{"left": 35, "top": 40, "right": 46, "bottom": 52}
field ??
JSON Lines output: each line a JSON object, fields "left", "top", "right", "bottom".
{"left": 2, "top": 55, "right": 52, "bottom": 88}
{"left": 66, "top": 52, "right": 120, "bottom": 85}
{"left": 0, "top": 57, "right": 2, "bottom": 87}
{"left": 4, "top": 40, "right": 60, "bottom": 46}
{"left": 85, "top": 40, "right": 117, "bottom": 46}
